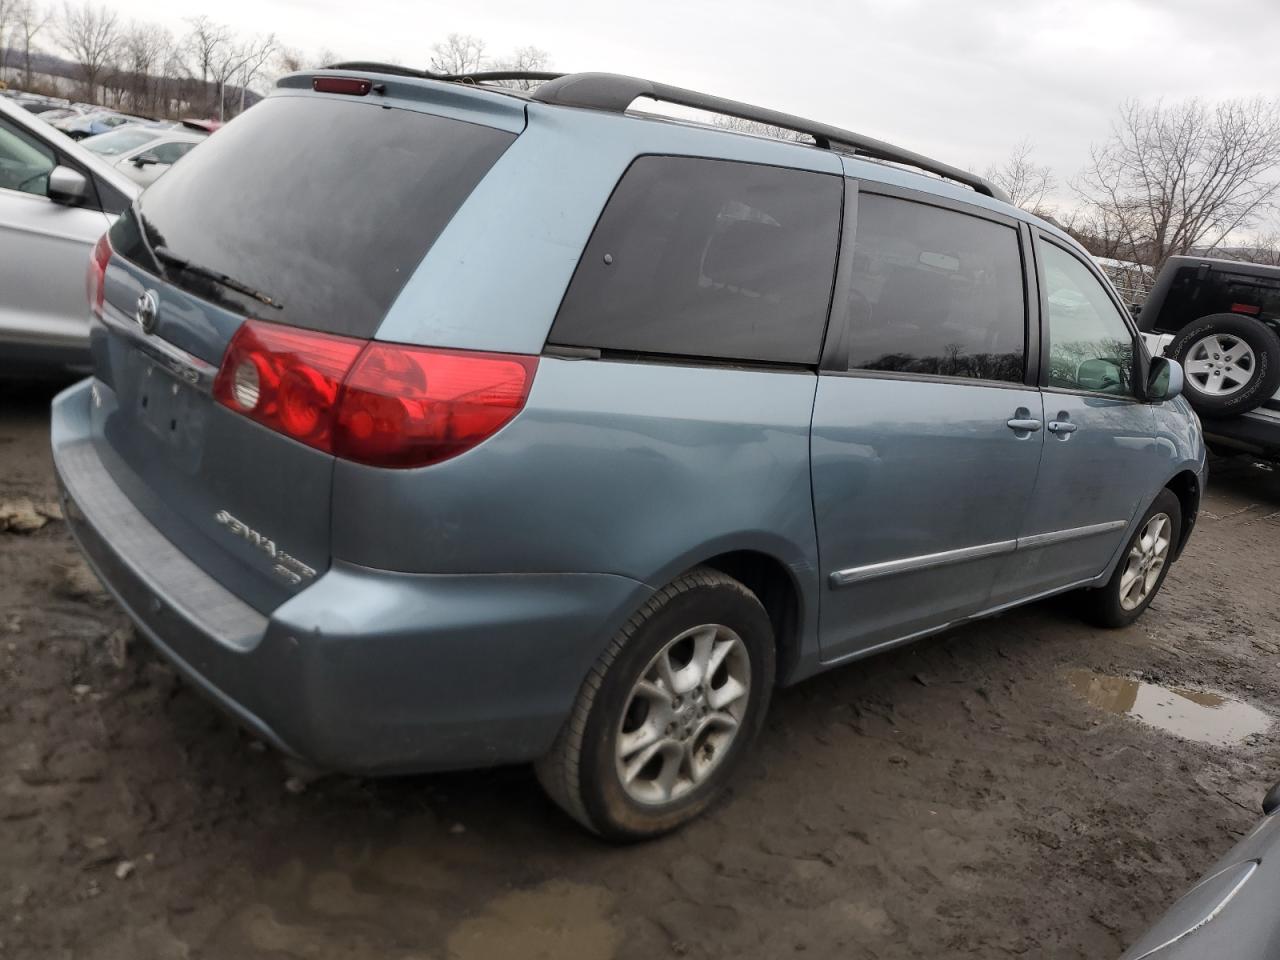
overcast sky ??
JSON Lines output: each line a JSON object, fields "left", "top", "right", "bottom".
{"left": 94, "top": 0, "right": 1280, "bottom": 214}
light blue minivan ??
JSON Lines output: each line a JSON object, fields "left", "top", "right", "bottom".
{"left": 51, "top": 66, "right": 1205, "bottom": 838}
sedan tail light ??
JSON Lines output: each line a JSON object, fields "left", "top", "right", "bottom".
{"left": 213, "top": 319, "right": 538, "bottom": 468}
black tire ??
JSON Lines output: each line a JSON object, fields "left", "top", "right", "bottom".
{"left": 1083, "top": 489, "right": 1182, "bottom": 628}
{"left": 1169, "top": 313, "right": 1280, "bottom": 417}
{"left": 535, "top": 567, "right": 775, "bottom": 841}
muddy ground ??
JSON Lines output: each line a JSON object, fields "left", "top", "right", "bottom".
{"left": 2, "top": 378, "right": 1279, "bottom": 960}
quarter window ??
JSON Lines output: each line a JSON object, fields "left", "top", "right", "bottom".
{"left": 549, "top": 156, "right": 842, "bottom": 365}
{"left": 845, "top": 194, "right": 1026, "bottom": 383}
{"left": 1041, "top": 242, "right": 1135, "bottom": 396}
{"left": 147, "top": 141, "right": 197, "bottom": 164}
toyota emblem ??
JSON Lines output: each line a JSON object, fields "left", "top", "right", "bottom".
{"left": 135, "top": 289, "right": 159, "bottom": 335}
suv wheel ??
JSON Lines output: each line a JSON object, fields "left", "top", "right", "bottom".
{"left": 536, "top": 567, "right": 775, "bottom": 840}
{"left": 1083, "top": 488, "right": 1181, "bottom": 628}
{"left": 1169, "top": 314, "right": 1280, "bottom": 417}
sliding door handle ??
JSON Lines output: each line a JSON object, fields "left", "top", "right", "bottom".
{"left": 1007, "top": 418, "right": 1042, "bottom": 432}
{"left": 1048, "top": 420, "right": 1078, "bottom": 434}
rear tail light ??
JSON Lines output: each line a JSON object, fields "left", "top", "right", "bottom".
{"left": 312, "top": 77, "right": 372, "bottom": 96}
{"left": 86, "top": 233, "right": 111, "bottom": 316}
{"left": 334, "top": 344, "right": 538, "bottom": 468}
{"left": 213, "top": 319, "right": 537, "bottom": 468}
{"left": 213, "top": 321, "right": 363, "bottom": 453}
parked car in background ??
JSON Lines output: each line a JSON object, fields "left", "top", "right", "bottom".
{"left": 0, "top": 95, "right": 139, "bottom": 373}
{"left": 1121, "top": 780, "right": 1280, "bottom": 958}
{"left": 52, "top": 67, "right": 1204, "bottom": 839}
{"left": 52, "top": 110, "right": 160, "bottom": 140}
{"left": 81, "top": 126, "right": 207, "bottom": 187}
{"left": 1139, "top": 256, "right": 1280, "bottom": 461}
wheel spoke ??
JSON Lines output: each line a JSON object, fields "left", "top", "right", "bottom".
{"left": 708, "top": 675, "right": 748, "bottom": 711}
{"left": 618, "top": 719, "right": 664, "bottom": 761}
{"left": 1119, "top": 559, "right": 1142, "bottom": 597}
{"left": 1184, "top": 358, "right": 1213, "bottom": 375}
{"left": 686, "top": 627, "right": 716, "bottom": 687}
{"left": 634, "top": 678, "right": 672, "bottom": 706}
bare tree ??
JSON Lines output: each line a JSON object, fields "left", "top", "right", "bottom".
{"left": 0, "top": 0, "right": 16, "bottom": 78}
{"left": 1076, "top": 97, "right": 1280, "bottom": 272}
{"left": 235, "top": 32, "right": 277, "bottom": 113}
{"left": 429, "top": 32, "right": 484, "bottom": 75}
{"left": 984, "top": 138, "right": 1056, "bottom": 214}
{"left": 15, "top": 0, "right": 52, "bottom": 88}
{"left": 488, "top": 44, "right": 551, "bottom": 89}
{"left": 121, "top": 21, "right": 166, "bottom": 112}
{"left": 56, "top": 1, "right": 119, "bottom": 101}
{"left": 183, "top": 15, "right": 229, "bottom": 112}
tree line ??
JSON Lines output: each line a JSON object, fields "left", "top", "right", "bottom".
{"left": 3, "top": 8, "right": 1274, "bottom": 273}
{"left": 985, "top": 98, "right": 1280, "bottom": 281}
{"left": 0, "top": 10, "right": 551, "bottom": 120}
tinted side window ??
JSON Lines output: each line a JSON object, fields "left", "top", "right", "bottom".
{"left": 1041, "top": 242, "right": 1135, "bottom": 396}
{"left": 845, "top": 194, "right": 1026, "bottom": 382}
{"left": 549, "top": 156, "right": 842, "bottom": 365}
{"left": 0, "top": 118, "right": 56, "bottom": 196}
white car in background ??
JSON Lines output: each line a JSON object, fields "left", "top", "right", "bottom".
{"left": 81, "top": 126, "right": 207, "bottom": 187}
{"left": 0, "top": 95, "right": 139, "bottom": 374}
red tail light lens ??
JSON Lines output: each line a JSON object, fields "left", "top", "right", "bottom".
{"left": 213, "top": 320, "right": 363, "bottom": 453}
{"left": 213, "top": 319, "right": 538, "bottom": 467}
{"left": 335, "top": 344, "right": 538, "bottom": 468}
{"left": 86, "top": 233, "right": 111, "bottom": 316}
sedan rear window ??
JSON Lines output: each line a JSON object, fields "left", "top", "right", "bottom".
{"left": 83, "top": 127, "right": 161, "bottom": 156}
{"left": 110, "top": 96, "right": 516, "bottom": 338}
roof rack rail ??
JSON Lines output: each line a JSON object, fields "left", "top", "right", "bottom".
{"left": 323, "top": 61, "right": 563, "bottom": 85}
{"left": 530, "top": 72, "right": 1009, "bottom": 202}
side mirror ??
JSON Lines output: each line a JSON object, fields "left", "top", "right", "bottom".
{"left": 1145, "top": 356, "right": 1183, "bottom": 403}
{"left": 132, "top": 152, "right": 161, "bottom": 167}
{"left": 46, "top": 165, "right": 88, "bottom": 206}
{"left": 1076, "top": 357, "right": 1126, "bottom": 393}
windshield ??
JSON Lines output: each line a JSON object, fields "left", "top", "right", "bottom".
{"left": 109, "top": 95, "right": 517, "bottom": 337}
{"left": 82, "top": 127, "right": 161, "bottom": 156}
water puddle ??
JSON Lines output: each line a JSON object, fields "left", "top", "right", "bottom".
{"left": 1065, "top": 670, "right": 1272, "bottom": 746}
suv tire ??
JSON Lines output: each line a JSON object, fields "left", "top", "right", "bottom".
{"left": 536, "top": 567, "right": 775, "bottom": 840}
{"left": 1083, "top": 488, "right": 1182, "bottom": 628}
{"left": 1169, "top": 313, "right": 1280, "bottom": 417}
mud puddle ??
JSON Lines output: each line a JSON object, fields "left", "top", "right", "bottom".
{"left": 1065, "top": 670, "right": 1272, "bottom": 746}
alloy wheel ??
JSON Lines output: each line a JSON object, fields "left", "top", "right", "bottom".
{"left": 1119, "top": 513, "right": 1173, "bottom": 611}
{"left": 1183, "top": 334, "right": 1256, "bottom": 397}
{"left": 614, "top": 623, "right": 751, "bottom": 805}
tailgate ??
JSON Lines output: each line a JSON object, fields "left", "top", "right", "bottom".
{"left": 87, "top": 90, "right": 518, "bottom": 613}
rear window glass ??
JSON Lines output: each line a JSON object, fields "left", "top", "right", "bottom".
{"left": 845, "top": 194, "right": 1025, "bottom": 383}
{"left": 110, "top": 96, "right": 515, "bottom": 337}
{"left": 549, "top": 156, "right": 842, "bottom": 365}
{"left": 83, "top": 127, "right": 160, "bottom": 156}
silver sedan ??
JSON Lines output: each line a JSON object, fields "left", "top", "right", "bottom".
{"left": 0, "top": 97, "right": 139, "bottom": 373}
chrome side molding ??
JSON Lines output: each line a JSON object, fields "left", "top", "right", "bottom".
{"left": 829, "top": 519, "right": 1129, "bottom": 588}
{"left": 829, "top": 539, "right": 1016, "bottom": 587}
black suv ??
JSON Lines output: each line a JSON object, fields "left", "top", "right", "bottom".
{"left": 1139, "top": 256, "right": 1280, "bottom": 458}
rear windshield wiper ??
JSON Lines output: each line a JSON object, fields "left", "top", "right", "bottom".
{"left": 153, "top": 246, "right": 284, "bottom": 311}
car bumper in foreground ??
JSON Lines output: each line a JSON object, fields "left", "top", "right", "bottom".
{"left": 1120, "top": 783, "right": 1280, "bottom": 958}
{"left": 51, "top": 378, "right": 649, "bottom": 774}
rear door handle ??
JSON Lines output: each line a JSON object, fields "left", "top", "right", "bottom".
{"left": 1048, "top": 421, "right": 1078, "bottom": 434}
{"left": 1007, "top": 418, "right": 1042, "bottom": 432}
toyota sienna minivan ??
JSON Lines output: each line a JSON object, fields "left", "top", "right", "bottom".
{"left": 51, "top": 66, "right": 1206, "bottom": 839}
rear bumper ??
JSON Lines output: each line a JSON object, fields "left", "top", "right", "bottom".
{"left": 52, "top": 378, "right": 649, "bottom": 774}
